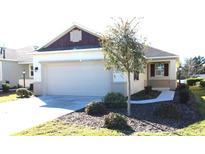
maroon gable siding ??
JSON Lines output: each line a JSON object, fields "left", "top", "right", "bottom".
{"left": 39, "top": 27, "right": 101, "bottom": 51}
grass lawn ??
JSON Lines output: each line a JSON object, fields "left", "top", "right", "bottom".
{"left": 191, "top": 86, "right": 205, "bottom": 117}
{"left": 14, "top": 120, "right": 124, "bottom": 136}
{"left": 131, "top": 90, "right": 161, "bottom": 100}
{"left": 135, "top": 120, "right": 205, "bottom": 136}
{"left": 14, "top": 86, "right": 205, "bottom": 136}
{"left": 0, "top": 92, "right": 18, "bottom": 103}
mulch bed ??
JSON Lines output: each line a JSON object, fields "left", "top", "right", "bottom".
{"left": 131, "top": 90, "right": 161, "bottom": 101}
{"left": 58, "top": 90, "right": 202, "bottom": 133}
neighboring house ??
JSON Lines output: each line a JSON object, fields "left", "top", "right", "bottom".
{"left": 33, "top": 24, "right": 179, "bottom": 97}
{"left": 0, "top": 46, "right": 35, "bottom": 88}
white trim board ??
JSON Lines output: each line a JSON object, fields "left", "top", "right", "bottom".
{"left": 0, "top": 59, "right": 18, "bottom": 62}
{"left": 31, "top": 48, "right": 102, "bottom": 55}
{"left": 0, "top": 61, "right": 2, "bottom": 81}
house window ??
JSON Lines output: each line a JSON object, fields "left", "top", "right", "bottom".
{"left": 113, "top": 71, "right": 126, "bottom": 82}
{"left": 29, "top": 65, "right": 34, "bottom": 78}
{"left": 155, "top": 63, "right": 164, "bottom": 76}
{"left": 0, "top": 47, "right": 2, "bottom": 54}
{"left": 134, "top": 71, "right": 139, "bottom": 80}
{"left": 70, "top": 29, "right": 82, "bottom": 42}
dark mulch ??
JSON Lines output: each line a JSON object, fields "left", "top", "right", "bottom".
{"left": 131, "top": 90, "right": 161, "bottom": 101}
{"left": 59, "top": 90, "right": 202, "bottom": 133}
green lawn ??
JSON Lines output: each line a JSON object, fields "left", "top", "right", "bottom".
{"left": 14, "top": 86, "right": 205, "bottom": 136}
{"left": 131, "top": 90, "right": 161, "bottom": 100}
{"left": 191, "top": 86, "right": 205, "bottom": 117}
{"left": 0, "top": 93, "right": 18, "bottom": 103}
{"left": 134, "top": 120, "right": 205, "bottom": 136}
{"left": 14, "top": 120, "right": 124, "bottom": 136}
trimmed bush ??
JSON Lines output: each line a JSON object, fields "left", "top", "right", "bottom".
{"left": 85, "top": 101, "right": 106, "bottom": 116}
{"left": 2, "top": 83, "right": 10, "bottom": 93}
{"left": 144, "top": 86, "right": 152, "bottom": 94}
{"left": 17, "top": 84, "right": 23, "bottom": 88}
{"left": 154, "top": 103, "right": 182, "bottom": 120}
{"left": 179, "top": 89, "right": 190, "bottom": 104}
{"left": 29, "top": 84, "right": 34, "bottom": 91}
{"left": 177, "top": 83, "right": 189, "bottom": 90}
{"left": 187, "top": 78, "right": 203, "bottom": 86}
{"left": 16, "top": 88, "right": 32, "bottom": 98}
{"left": 200, "top": 80, "right": 205, "bottom": 87}
{"left": 103, "top": 92, "right": 127, "bottom": 108}
{"left": 104, "top": 112, "right": 128, "bottom": 130}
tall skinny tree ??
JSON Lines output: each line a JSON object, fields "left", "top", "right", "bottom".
{"left": 101, "top": 18, "right": 146, "bottom": 115}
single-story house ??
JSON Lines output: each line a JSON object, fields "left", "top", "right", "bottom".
{"left": 0, "top": 46, "right": 35, "bottom": 89}
{"left": 33, "top": 24, "right": 179, "bottom": 97}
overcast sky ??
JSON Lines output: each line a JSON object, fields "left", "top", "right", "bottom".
{"left": 0, "top": 0, "right": 204, "bottom": 62}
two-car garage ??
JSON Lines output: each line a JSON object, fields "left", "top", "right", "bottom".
{"left": 43, "top": 61, "right": 111, "bottom": 96}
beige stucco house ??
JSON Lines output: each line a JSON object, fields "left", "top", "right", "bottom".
{"left": 33, "top": 24, "right": 179, "bottom": 97}
{"left": 0, "top": 46, "right": 35, "bottom": 89}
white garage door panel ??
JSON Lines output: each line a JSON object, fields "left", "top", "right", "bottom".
{"left": 45, "top": 61, "right": 111, "bottom": 96}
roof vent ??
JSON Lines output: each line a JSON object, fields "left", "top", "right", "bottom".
{"left": 70, "top": 29, "right": 82, "bottom": 42}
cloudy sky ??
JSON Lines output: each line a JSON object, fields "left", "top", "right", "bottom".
{"left": 0, "top": 0, "right": 204, "bottom": 61}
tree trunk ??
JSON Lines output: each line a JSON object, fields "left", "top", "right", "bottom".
{"left": 127, "top": 71, "right": 131, "bottom": 116}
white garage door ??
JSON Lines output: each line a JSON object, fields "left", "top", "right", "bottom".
{"left": 44, "top": 61, "right": 111, "bottom": 96}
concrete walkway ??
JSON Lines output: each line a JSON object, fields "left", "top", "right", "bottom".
{"left": 0, "top": 96, "right": 100, "bottom": 136}
{"left": 131, "top": 90, "right": 175, "bottom": 104}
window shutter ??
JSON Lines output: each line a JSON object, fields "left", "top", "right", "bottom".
{"left": 150, "top": 64, "right": 155, "bottom": 77}
{"left": 137, "top": 72, "right": 139, "bottom": 80}
{"left": 134, "top": 72, "right": 139, "bottom": 80}
{"left": 164, "top": 63, "right": 169, "bottom": 76}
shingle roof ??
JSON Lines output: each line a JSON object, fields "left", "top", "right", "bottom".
{"left": 144, "top": 47, "right": 178, "bottom": 58}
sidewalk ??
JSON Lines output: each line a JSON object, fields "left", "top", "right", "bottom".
{"left": 131, "top": 90, "right": 175, "bottom": 104}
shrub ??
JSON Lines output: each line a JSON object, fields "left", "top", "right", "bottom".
{"left": 200, "top": 80, "right": 205, "bottom": 87}
{"left": 2, "top": 83, "right": 10, "bottom": 93}
{"left": 179, "top": 89, "right": 190, "bottom": 104}
{"left": 187, "top": 78, "right": 203, "bottom": 86}
{"left": 29, "top": 84, "right": 34, "bottom": 91}
{"left": 17, "top": 84, "right": 23, "bottom": 88}
{"left": 16, "top": 88, "right": 32, "bottom": 98}
{"left": 144, "top": 86, "right": 152, "bottom": 94}
{"left": 154, "top": 103, "right": 182, "bottom": 120}
{"left": 103, "top": 92, "right": 127, "bottom": 108}
{"left": 177, "top": 83, "right": 189, "bottom": 90}
{"left": 85, "top": 101, "right": 106, "bottom": 116}
{"left": 104, "top": 112, "right": 128, "bottom": 130}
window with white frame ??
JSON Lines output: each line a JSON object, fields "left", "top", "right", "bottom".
{"left": 29, "top": 65, "right": 34, "bottom": 78}
{"left": 155, "top": 63, "right": 164, "bottom": 76}
{"left": 113, "top": 71, "right": 126, "bottom": 82}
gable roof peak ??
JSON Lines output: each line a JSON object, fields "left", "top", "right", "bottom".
{"left": 42, "top": 23, "right": 101, "bottom": 49}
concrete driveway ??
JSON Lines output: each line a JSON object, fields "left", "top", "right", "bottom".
{"left": 0, "top": 96, "right": 101, "bottom": 136}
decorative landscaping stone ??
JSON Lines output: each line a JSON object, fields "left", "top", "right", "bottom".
{"left": 58, "top": 90, "right": 201, "bottom": 133}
